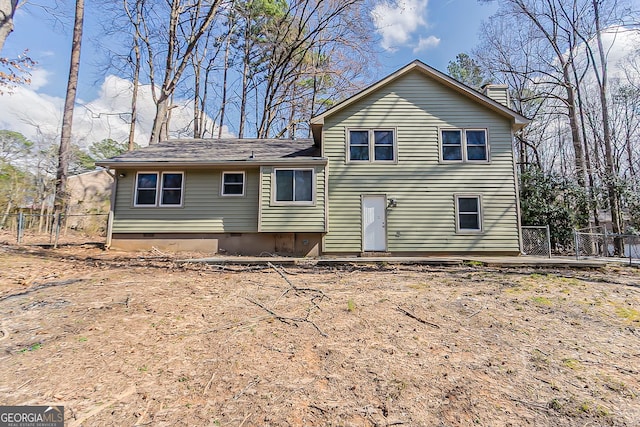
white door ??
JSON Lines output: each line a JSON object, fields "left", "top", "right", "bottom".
{"left": 362, "top": 195, "right": 386, "bottom": 251}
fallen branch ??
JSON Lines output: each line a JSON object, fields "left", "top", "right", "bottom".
{"left": 245, "top": 298, "right": 327, "bottom": 337}
{"left": 245, "top": 298, "right": 297, "bottom": 327}
{"left": 203, "top": 372, "right": 216, "bottom": 395}
{"left": 0, "top": 278, "right": 84, "bottom": 302}
{"left": 268, "top": 262, "right": 298, "bottom": 289}
{"left": 268, "top": 262, "right": 328, "bottom": 301}
{"left": 396, "top": 306, "right": 440, "bottom": 329}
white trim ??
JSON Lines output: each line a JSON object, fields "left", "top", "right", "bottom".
{"left": 258, "top": 167, "right": 264, "bottom": 232}
{"left": 105, "top": 171, "right": 118, "bottom": 248}
{"left": 159, "top": 172, "right": 185, "bottom": 207}
{"left": 346, "top": 128, "right": 397, "bottom": 164}
{"left": 133, "top": 171, "right": 159, "bottom": 207}
{"left": 439, "top": 128, "right": 489, "bottom": 163}
{"left": 271, "top": 167, "right": 316, "bottom": 206}
{"left": 133, "top": 171, "right": 184, "bottom": 208}
{"left": 454, "top": 194, "right": 483, "bottom": 233}
{"left": 221, "top": 171, "right": 246, "bottom": 197}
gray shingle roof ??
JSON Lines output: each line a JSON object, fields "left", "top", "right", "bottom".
{"left": 96, "top": 138, "right": 323, "bottom": 166}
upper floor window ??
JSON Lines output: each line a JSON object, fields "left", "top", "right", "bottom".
{"left": 348, "top": 129, "right": 396, "bottom": 162}
{"left": 221, "top": 172, "right": 245, "bottom": 196}
{"left": 274, "top": 169, "right": 314, "bottom": 204}
{"left": 134, "top": 172, "right": 184, "bottom": 207}
{"left": 441, "top": 129, "right": 488, "bottom": 162}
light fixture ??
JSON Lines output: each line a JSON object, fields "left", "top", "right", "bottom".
{"left": 388, "top": 198, "right": 397, "bottom": 208}
{"left": 118, "top": 172, "right": 126, "bottom": 178}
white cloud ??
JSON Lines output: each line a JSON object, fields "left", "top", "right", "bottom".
{"left": 372, "top": 0, "right": 429, "bottom": 52}
{"left": 28, "top": 68, "right": 50, "bottom": 90}
{"left": 0, "top": 74, "right": 233, "bottom": 149}
{"left": 413, "top": 35, "right": 441, "bottom": 53}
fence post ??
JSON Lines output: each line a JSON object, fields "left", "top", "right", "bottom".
{"left": 574, "top": 230, "right": 579, "bottom": 260}
{"left": 17, "top": 212, "right": 24, "bottom": 244}
{"left": 53, "top": 213, "right": 61, "bottom": 249}
{"left": 545, "top": 225, "right": 551, "bottom": 258}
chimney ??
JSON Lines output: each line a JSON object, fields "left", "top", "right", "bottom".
{"left": 482, "top": 84, "right": 510, "bottom": 108}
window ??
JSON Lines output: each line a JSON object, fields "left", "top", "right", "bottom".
{"left": 222, "top": 172, "right": 245, "bottom": 196}
{"left": 455, "top": 195, "right": 482, "bottom": 232}
{"left": 134, "top": 172, "right": 183, "bottom": 207}
{"left": 274, "top": 169, "right": 313, "bottom": 204}
{"left": 348, "top": 129, "right": 396, "bottom": 162}
{"left": 442, "top": 130, "right": 462, "bottom": 161}
{"left": 135, "top": 173, "right": 158, "bottom": 206}
{"left": 440, "top": 129, "right": 488, "bottom": 162}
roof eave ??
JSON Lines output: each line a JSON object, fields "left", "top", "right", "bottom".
{"left": 310, "top": 59, "right": 530, "bottom": 128}
{"left": 95, "top": 158, "right": 328, "bottom": 169}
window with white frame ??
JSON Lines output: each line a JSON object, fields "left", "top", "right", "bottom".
{"left": 134, "top": 172, "right": 184, "bottom": 207}
{"left": 274, "top": 169, "right": 313, "bottom": 203}
{"left": 441, "top": 129, "right": 488, "bottom": 162}
{"left": 221, "top": 172, "right": 245, "bottom": 196}
{"left": 348, "top": 129, "right": 395, "bottom": 162}
{"left": 455, "top": 195, "right": 482, "bottom": 232}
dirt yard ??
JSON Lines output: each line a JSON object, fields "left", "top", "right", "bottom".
{"left": 0, "top": 244, "right": 638, "bottom": 426}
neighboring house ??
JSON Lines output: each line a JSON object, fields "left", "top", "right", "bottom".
{"left": 97, "top": 60, "right": 529, "bottom": 256}
{"left": 66, "top": 169, "right": 113, "bottom": 231}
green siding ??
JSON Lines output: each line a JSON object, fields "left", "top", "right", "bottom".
{"left": 259, "top": 166, "right": 326, "bottom": 232}
{"left": 323, "top": 69, "right": 520, "bottom": 253}
{"left": 113, "top": 169, "right": 259, "bottom": 233}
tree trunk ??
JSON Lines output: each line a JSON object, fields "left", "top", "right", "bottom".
{"left": 238, "top": 34, "right": 250, "bottom": 139}
{"left": 571, "top": 58, "right": 599, "bottom": 228}
{"left": 218, "top": 33, "right": 230, "bottom": 139}
{"left": 55, "top": 0, "right": 84, "bottom": 214}
{"left": 201, "top": 58, "right": 213, "bottom": 137}
{"left": 128, "top": 32, "right": 140, "bottom": 151}
{"left": 193, "top": 54, "right": 201, "bottom": 139}
{"left": 0, "top": 0, "right": 18, "bottom": 53}
{"left": 592, "top": 0, "right": 623, "bottom": 255}
{"left": 149, "top": 96, "right": 169, "bottom": 144}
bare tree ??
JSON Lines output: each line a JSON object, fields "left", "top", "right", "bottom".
{"left": 0, "top": 0, "right": 19, "bottom": 52}
{"left": 144, "top": 0, "right": 225, "bottom": 144}
{"left": 54, "top": 0, "right": 84, "bottom": 214}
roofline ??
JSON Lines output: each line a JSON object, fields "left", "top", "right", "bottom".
{"left": 95, "top": 158, "right": 328, "bottom": 169}
{"left": 310, "top": 59, "right": 530, "bottom": 130}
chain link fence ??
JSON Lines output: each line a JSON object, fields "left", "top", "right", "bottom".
{"left": 574, "top": 227, "right": 640, "bottom": 264}
{"left": 521, "top": 226, "right": 551, "bottom": 258}
{"left": 1, "top": 212, "right": 108, "bottom": 247}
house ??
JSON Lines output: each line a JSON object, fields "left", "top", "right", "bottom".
{"left": 66, "top": 170, "right": 113, "bottom": 231}
{"left": 97, "top": 60, "right": 529, "bottom": 256}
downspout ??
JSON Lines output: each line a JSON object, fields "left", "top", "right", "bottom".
{"left": 104, "top": 169, "right": 118, "bottom": 249}
{"left": 512, "top": 125, "right": 523, "bottom": 255}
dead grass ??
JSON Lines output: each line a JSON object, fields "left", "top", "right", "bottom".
{"left": 0, "top": 244, "right": 639, "bottom": 426}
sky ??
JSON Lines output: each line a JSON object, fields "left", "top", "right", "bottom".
{"left": 0, "top": 0, "right": 530, "bottom": 148}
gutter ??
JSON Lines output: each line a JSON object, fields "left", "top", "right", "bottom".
{"left": 95, "top": 158, "right": 329, "bottom": 169}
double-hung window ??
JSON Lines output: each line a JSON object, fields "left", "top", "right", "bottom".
{"left": 221, "top": 172, "right": 245, "bottom": 196}
{"left": 441, "top": 129, "right": 488, "bottom": 162}
{"left": 274, "top": 169, "right": 314, "bottom": 204}
{"left": 134, "top": 172, "right": 184, "bottom": 207}
{"left": 455, "top": 195, "right": 482, "bottom": 232}
{"left": 348, "top": 129, "right": 396, "bottom": 162}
